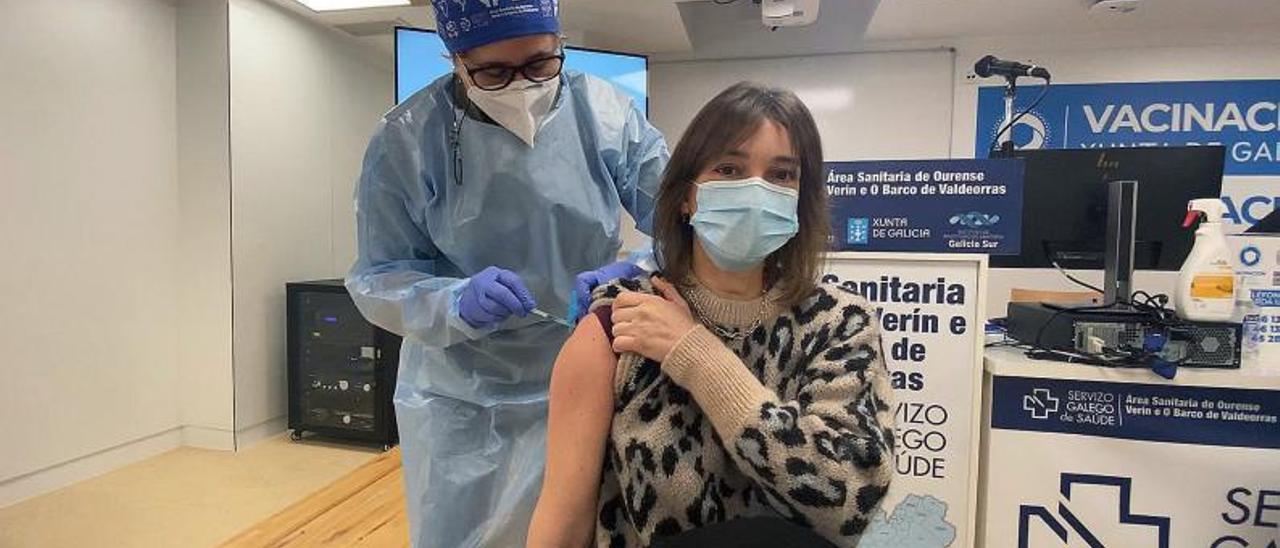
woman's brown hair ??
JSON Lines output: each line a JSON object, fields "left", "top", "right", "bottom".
{"left": 654, "top": 82, "right": 829, "bottom": 307}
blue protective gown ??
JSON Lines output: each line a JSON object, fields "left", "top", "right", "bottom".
{"left": 346, "top": 71, "right": 667, "bottom": 548}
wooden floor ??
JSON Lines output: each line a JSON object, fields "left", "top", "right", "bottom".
{"left": 222, "top": 447, "right": 409, "bottom": 547}
{"left": 0, "top": 436, "right": 380, "bottom": 548}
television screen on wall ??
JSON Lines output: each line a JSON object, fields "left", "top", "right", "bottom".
{"left": 394, "top": 26, "right": 648, "bottom": 113}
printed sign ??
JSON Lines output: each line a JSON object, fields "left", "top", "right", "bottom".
{"left": 1228, "top": 234, "right": 1280, "bottom": 368}
{"left": 992, "top": 376, "right": 1280, "bottom": 450}
{"left": 824, "top": 253, "right": 986, "bottom": 548}
{"left": 982, "top": 373, "right": 1280, "bottom": 547}
{"left": 976, "top": 79, "right": 1280, "bottom": 175}
{"left": 826, "top": 160, "right": 1024, "bottom": 255}
{"left": 975, "top": 79, "right": 1280, "bottom": 229}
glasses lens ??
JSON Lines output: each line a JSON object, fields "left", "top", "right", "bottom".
{"left": 523, "top": 56, "right": 564, "bottom": 82}
{"left": 472, "top": 67, "right": 513, "bottom": 90}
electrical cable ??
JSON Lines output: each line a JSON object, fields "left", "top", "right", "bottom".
{"left": 988, "top": 78, "right": 1051, "bottom": 155}
{"left": 1050, "top": 258, "right": 1104, "bottom": 294}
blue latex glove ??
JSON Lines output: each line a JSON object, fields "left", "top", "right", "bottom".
{"left": 458, "top": 267, "right": 537, "bottom": 329}
{"left": 571, "top": 261, "right": 647, "bottom": 322}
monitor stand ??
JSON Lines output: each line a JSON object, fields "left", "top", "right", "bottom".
{"left": 1007, "top": 180, "right": 1171, "bottom": 352}
{"left": 1103, "top": 180, "right": 1139, "bottom": 308}
{"left": 1040, "top": 179, "right": 1140, "bottom": 314}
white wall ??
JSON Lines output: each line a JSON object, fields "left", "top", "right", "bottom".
{"left": 228, "top": 0, "right": 392, "bottom": 445}
{"left": 177, "top": 0, "right": 235, "bottom": 450}
{"left": 651, "top": 49, "right": 955, "bottom": 161}
{"left": 0, "top": 0, "right": 392, "bottom": 505}
{"left": 0, "top": 0, "right": 183, "bottom": 505}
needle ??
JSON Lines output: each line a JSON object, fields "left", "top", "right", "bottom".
{"left": 529, "top": 308, "right": 574, "bottom": 328}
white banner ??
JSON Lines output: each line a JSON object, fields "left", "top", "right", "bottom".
{"left": 823, "top": 252, "right": 987, "bottom": 548}
{"left": 981, "top": 366, "right": 1280, "bottom": 547}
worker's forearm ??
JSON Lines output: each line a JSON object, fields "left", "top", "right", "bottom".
{"left": 345, "top": 267, "right": 495, "bottom": 347}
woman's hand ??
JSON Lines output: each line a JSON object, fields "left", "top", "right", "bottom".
{"left": 610, "top": 277, "right": 698, "bottom": 362}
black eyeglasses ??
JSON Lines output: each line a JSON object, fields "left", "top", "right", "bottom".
{"left": 462, "top": 52, "right": 565, "bottom": 91}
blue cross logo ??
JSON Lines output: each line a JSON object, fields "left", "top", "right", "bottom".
{"left": 1023, "top": 388, "right": 1059, "bottom": 420}
{"left": 1019, "top": 474, "right": 1171, "bottom": 548}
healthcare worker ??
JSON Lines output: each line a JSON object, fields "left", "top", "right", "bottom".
{"left": 345, "top": 1, "right": 667, "bottom": 546}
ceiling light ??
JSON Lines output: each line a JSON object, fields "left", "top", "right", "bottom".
{"left": 294, "top": 0, "right": 411, "bottom": 12}
{"left": 1088, "top": 0, "right": 1141, "bottom": 15}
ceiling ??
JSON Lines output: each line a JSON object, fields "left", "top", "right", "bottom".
{"left": 262, "top": 0, "right": 691, "bottom": 57}
{"left": 659, "top": 0, "right": 880, "bottom": 62}
{"left": 266, "top": 0, "right": 1280, "bottom": 61}
{"left": 865, "top": 0, "right": 1280, "bottom": 43}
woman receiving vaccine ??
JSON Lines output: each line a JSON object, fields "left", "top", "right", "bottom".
{"left": 527, "top": 82, "right": 895, "bottom": 547}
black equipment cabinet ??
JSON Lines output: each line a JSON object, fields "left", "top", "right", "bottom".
{"left": 287, "top": 280, "right": 401, "bottom": 450}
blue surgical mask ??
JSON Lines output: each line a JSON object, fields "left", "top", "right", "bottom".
{"left": 690, "top": 178, "right": 800, "bottom": 272}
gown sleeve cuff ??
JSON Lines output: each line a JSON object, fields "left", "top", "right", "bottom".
{"left": 446, "top": 281, "right": 499, "bottom": 340}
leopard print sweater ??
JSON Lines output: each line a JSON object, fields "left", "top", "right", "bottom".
{"left": 588, "top": 277, "right": 895, "bottom": 547}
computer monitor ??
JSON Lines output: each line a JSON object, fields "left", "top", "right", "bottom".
{"left": 394, "top": 27, "right": 648, "bottom": 112}
{"left": 992, "top": 146, "right": 1226, "bottom": 271}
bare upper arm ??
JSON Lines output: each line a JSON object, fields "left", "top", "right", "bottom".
{"left": 528, "top": 314, "right": 618, "bottom": 547}
{"left": 549, "top": 313, "right": 618, "bottom": 415}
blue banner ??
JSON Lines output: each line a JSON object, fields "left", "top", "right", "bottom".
{"left": 991, "top": 375, "right": 1280, "bottom": 450}
{"left": 975, "top": 79, "right": 1280, "bottom": 176}
{"left": 826, "top": 159, "right": 1024, "bottom": 254}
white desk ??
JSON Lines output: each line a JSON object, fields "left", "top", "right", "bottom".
{"left": 984, "top": 345, "right": 1280, "bottom": 388}
{"left": 977, "top": 347, "right": 1280, "bottom": 547}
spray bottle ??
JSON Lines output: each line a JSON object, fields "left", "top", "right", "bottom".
{"left": 1175, "top": 198, "right": 1235, "bottom": 321}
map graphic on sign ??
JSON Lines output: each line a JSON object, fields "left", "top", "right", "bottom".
{"left": 858, "top": 494, "right": 957, "bottom": 547}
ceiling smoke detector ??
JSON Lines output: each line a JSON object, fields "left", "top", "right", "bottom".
{"left": 760, "top": 0, "right": 820, "bottom": 28}
{"left": 1089, "top": 0, "right": 1141, "bottom": 15}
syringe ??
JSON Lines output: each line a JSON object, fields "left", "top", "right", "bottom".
{"left": 529, "top": 308, "right": 575, "bottom": 328}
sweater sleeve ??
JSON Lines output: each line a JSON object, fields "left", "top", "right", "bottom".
{"left": 660, "top": 290, "right": 895, "bottom": 546}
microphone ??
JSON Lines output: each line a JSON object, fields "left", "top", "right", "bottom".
{"left": 974, "top": 55, "right": 1051, "bottom": 80}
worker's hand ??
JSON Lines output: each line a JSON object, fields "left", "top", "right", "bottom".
{"left": 458, "top": 267, "right": 537, "bottom": 329}
{"left": 610, "top": 277, "right": 697, "bottom": 362}
{"left": 571, "top": 261, "right": 647, "bottom": 322}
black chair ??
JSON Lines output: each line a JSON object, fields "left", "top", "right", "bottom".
{"left": 651, "top": 517, "right": 838, "bottom": 548}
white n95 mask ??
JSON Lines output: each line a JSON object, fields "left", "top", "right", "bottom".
{"left": 690, "top": 178, "right": 800, "bottom": 272}
{"left": 466, "top": 77, "right": 560, "bottom": 147}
